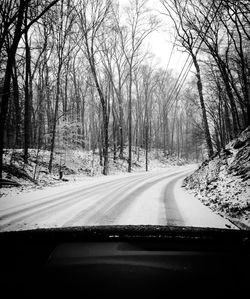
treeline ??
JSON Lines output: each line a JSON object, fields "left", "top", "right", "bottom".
{"left": 162, "top": 0, "right": 250, "bottom": 155}
{"left": 1, "top": 0, "right": 249, "bottom": 177}
{"left": 0, "top": 0, "right": 202, "bottom": 177}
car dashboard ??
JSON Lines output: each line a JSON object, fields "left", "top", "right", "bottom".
{"left": 0, "top": 225, "right": 249, "bottom": 298}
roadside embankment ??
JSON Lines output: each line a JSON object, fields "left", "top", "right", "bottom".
{"left": 183, "top": 127, "right": 250, "bottom": 229}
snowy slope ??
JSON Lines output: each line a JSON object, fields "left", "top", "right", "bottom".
{"left": 183, "top": 127, "right": 250, "bottom": 229}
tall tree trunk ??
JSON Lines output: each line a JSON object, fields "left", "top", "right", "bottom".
{"left": 81, "top": 97, "right": 85, "bottom": 149}
{"left": 163, "top": 111, "right": 169, "bottom": 156}
{"left": 12, "top": 62, "right": 21, "bottom": 148}
{"left": 214, "top": 57, "right": 240, "bottom": 138}
{"left": 102, "top": 111, "right": 109, "bottom": 175}
{"left": 128, "top": 66, "right": 132, "bottom": 173}
{"left": 118, "top": 95, "right": 124, "bottom": 159}
{"left": 112, "top": 103, "right": 117, "bottom": 162}
{"left": 90, "top": 65, "right": 109, "bottom": 174}
{"left": 48, "top": 67, "right": 61, "bottom": 173}
{"left": 145, "top": 121, "right": 149, "bottom": 172}
{"left": 0, "top": 0, "right": 26, "bottom": 183}
{"left": 84, "top": 29, "right": 110, "bottom": 174}
{"left": 24, "top": 7, "right": 31, "bottom": 163}
{"left": 224, "top": 100, "right": 232, "bottom": 142}
{"left": 192, "top": 54, "right": 214, "bottom": 158}
{"left": 246, "top": 92, "right": 250, "bottom": 127}
{"left": 145, "top": 96, "right": 149, "bottom": 172}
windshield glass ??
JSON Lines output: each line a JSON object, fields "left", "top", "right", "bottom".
{"left": 0, "top": 0, "right": 249, "bottom": 232}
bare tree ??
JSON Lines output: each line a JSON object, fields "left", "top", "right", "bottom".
{"left": 0, "top": 0, "right": 60, "bottom": 183}
{"left": 48, "top": 0, "right": 74, "bottom": 173}
{"left": 98, "top": 7, "right": 128, "bottom": 159}
{"left": 117, "top": 0, "right": 159, "bottom": 172}
{"left": 76, "top": 0, "right": 112, "bottom": 175}
{"left": 161, "top": 0, "right": 214, "bottom": 157}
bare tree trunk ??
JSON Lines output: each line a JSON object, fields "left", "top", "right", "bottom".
{"left": 118, "top": 96, "right": 124, "bottom": 159}
{"left": 219, "top": 63, "right": 240, "bottom": 137}
{"left": 12, "top": 61, "right": 21, "bottom": 148}
{"left": 0, "top": 0, "right": 26, "bottom": 183}
{"left": 24, "top": 6, "right": 31, "bottom": 163}
{"left": 81, "top": 97, "right": 85, "bottom": 149}
{"left": 48, "top": 67, "right": 61, "bottom": 173}
{"left": 145, "top": 97, "right": 149, "bottom": 172}
{"left": 224, "top": 100, "right": 232, "bottom": 142}
{"left": 128, "top": 67, "right": 132, "bottom": 173}
{"left": 192, "top": 54, "right": 214, "bottom": 158}
{"left": 163, "top": 111, "right": 169, "bottom": 156}
{"left": 89, "top": 63, "right": 109, "bottom": 175}
{"left": 103, "top": 112, "right": 109, "bottom": 175}
{"left": 145, "top": 121, "right": 149, "bottom": 172}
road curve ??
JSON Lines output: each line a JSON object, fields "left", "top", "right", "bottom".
{"left": 0, "top": 165, "right": 237, "bottom": 231}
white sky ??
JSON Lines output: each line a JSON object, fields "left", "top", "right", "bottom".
{"left": 118, "top": 0, "right": 190, "bottom": 75}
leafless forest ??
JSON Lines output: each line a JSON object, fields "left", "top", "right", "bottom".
{"left": 0, "top": 0, "right": 249, "bottom": 177}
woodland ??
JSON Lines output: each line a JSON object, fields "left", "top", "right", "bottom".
{"left": 0, "top": 0, "right": 249, "bottom": 178}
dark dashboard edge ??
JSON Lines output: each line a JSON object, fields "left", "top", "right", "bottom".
{"left": 0, "top": 225, "right": 250, "bottom": 244}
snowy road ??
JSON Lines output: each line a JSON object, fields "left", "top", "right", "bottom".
{"left": 0, "top": 165, "right": 237, "bottom": 231}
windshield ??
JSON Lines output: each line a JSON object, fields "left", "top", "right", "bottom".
{"left": 0, "top": 0, "right": 249, "bottom": 232}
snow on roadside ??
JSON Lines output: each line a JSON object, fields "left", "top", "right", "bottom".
{"left": 114, "top": 165, "right": 230, "bottom": 228}
{"left": 1, "top": 147, "right": 187, "bottom": 199}
{"left": 175, "top": 177, "right": 238, "bottom": 229}
{"left": 183, "top": 127, "right": 250, "bottom": 229}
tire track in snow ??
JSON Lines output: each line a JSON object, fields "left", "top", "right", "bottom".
{"left": 0, "top": 172, "right": 152, "bottom": 214}
{"left": 0, "top": 170, "right": 171, "bottom": 230}
{"left": 21, "top": 172, "right": 155, "bottom": 227}
{"left": 77, "top": 170, "right": 189, "bottom": 226}
{"left": 163, "top": 172, "right": 192, "bottom": 226}
{"left": 62, "top": 169, "right": 184, "bottom": 226}
{"left": 0, "top": 172, "right": 155, "bottom": 215}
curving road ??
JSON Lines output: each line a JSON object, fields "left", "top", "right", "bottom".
{"left": 0, "top": 165, "right": 237, "bottom": 231}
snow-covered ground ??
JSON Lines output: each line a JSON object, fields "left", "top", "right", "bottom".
{"left": 1, "top": 147, "right": 186, "bottom": 198}
{"left": 184, "top": 127, "right": 250, "bottom": 229}
{"left": 116, "top": 168, "right": 236, "bottom": 229}
{"left": 0, "top": 165, "right": 237, "bottom": 232}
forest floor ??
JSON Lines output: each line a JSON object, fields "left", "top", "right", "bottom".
{"left": 183, "top": 126, "right": 250, "bottom": 229}
{"left": 0, "top": 146, "right": 187, "bottom": 199}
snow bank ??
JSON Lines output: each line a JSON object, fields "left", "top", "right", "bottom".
{"left": 183, "top": 127, "right": 250, "bottom": 229}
